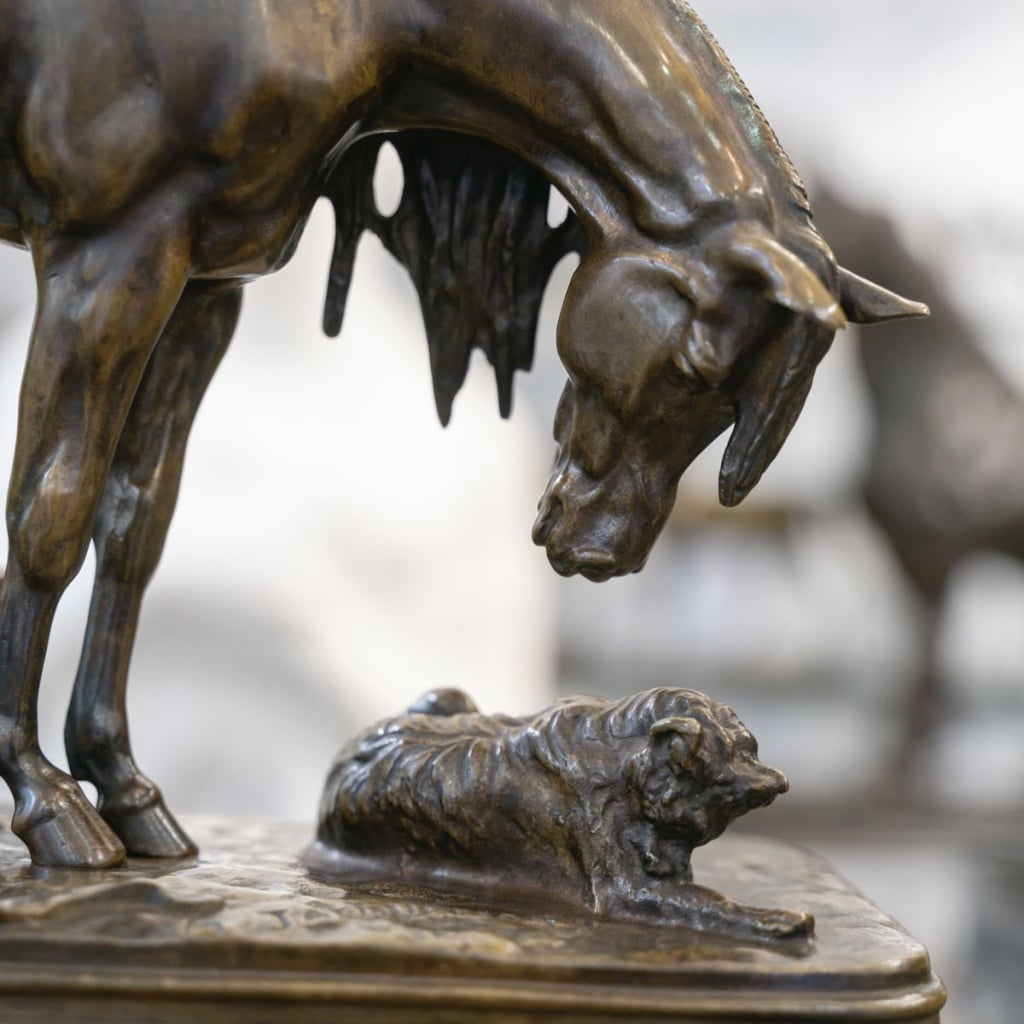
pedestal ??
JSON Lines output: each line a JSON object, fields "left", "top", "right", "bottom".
{"left": 0, "top": 816, "right": 945, "bottom": 1022}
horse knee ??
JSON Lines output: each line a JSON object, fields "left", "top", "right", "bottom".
{"left": 6, "top": 473, "right": 96, "bottom": 591}
{"left": 92, "top": 475, "right": 170, "bottom": 586}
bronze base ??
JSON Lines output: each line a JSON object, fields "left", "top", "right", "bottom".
{"left": 0, "top": 815, "right": 945, "bottom": 1023}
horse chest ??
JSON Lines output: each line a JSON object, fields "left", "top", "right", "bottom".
{"left": 191, "top": 196, "right": 314, "bottom": 280}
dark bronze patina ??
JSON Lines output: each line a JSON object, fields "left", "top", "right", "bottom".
{"left": 309, "top": 688, "right": 812, "bottom": 940}
{"left": 0, "top": 816, "right": 947, "bottom": 1022}
{"left": 0, "top": 1, "right": 926, "bottom": 869}
{"left": 322, "top": 131, "right": 585, "bottom": 425}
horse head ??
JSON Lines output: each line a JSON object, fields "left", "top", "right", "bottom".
{"left": 321, "top": 0, "right": 934, "bottom": 584}
{"left": 532, "top": 230, "right": 928, "bottom": 580}
{"left": 325, "top": 134, "right": 926, "bottom": 583}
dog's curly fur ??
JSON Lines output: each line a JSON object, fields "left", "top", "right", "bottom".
{"left": 310, "top": 688, "right": 811, "bottom": 939}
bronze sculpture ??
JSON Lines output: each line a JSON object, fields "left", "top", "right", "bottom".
{"left": 0, "top": 0, "right": 927, "bottom": 869}
{"left": 0, "top": 817, "right": 947, "bottom": 1022}
{"left": 309, "top": 687, "right": 813, "bottom": 940}
{"left": 812, "top": 187, "right": 1024, "bottom": 787}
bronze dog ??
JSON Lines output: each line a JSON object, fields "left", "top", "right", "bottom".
{"left": 310, "top": 688, "right": 812, "bottom": 940}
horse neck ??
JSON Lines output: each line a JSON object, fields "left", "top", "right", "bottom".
{"left": 379, "top": 0, "right": 810, "bottom": 248}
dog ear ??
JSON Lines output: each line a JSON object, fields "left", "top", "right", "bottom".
{"left": 650, "top": 717, "right": 703, "bottom": 774}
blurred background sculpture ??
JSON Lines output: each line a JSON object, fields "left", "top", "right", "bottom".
{"left": 310, "top": 687, "right": 813, "bottom": 940}
{"left": 812, "top": 189, "right": 1024, "bottom": 787}
{"left": 0, "top": 0, "right": 922, "bottom": 871}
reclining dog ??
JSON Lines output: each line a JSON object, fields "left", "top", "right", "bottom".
{"left": 309, "top": 688, "right": 812, "bottom": 940}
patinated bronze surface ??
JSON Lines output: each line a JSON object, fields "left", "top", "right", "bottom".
{"left": 0, "top": 815, "right": 946, "bottom": 1023}
{"left": 323, "top": 131, "right": 585, "bottom": 424}
{"left": 310, "top": 688, "right": 812, "bottom": 940}
{"left": 0, "top": 1, "right": 926, "bottom": 868}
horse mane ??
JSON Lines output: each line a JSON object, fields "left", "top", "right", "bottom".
{"left": 671, "top": 0, "right": 811, "bottom": 218}
{"left": 322, "top": 132, "right": 585, "bottom": 425}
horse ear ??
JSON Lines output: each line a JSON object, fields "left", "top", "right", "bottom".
{"left": 839, "top": 267, "right": 930, "bottom": 324}
{"left": 650, "top": 717, "right": 704, "bottom": 774}
{"left": 710, "top": 222, "right": 845, "bottom": 330}
{"left": 718, "top": 321, "right": 822, "bottom": 507}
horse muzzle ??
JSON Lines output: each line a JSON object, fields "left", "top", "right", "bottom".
{"left": 532, "top": 495, "right": 644, "bottom": 581}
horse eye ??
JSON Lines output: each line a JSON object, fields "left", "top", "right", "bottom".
{"left": 669, "top": 351, "right": 712, "bottom": 394}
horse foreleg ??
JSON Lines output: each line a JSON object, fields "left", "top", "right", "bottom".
{"left": 0, "top": 217, "right": 191, "bottom": 867}
{"left": 64, "top": 282, "right": 240, "bottom": 858}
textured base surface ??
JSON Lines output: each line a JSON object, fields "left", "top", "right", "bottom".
{"left": 0, "top": 815, "right": 945, "bottom": 1023}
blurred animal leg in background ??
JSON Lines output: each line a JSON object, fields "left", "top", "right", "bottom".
{"left": 815, "top": 185, "right": 1024, "bottom": 793}
{"left": 65, "top": 282, "right": 241, "bottom": 858}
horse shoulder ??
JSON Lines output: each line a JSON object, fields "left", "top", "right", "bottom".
{"left": 11, "top": 2, "right": 368, "bottom": 235}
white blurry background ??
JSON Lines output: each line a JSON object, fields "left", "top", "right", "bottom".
{"left": 0, "top": 2, "right": 1021, "bottom": 1021}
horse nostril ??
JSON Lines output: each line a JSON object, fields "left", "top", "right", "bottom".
{"left": 547, "top": 553, "right": 572, "bottom": 576}
{"left": 531, "top": 497, "right": 563, "bottom": 546}
{"left": 569, "top": 549, "right": 618, "bottom": 582}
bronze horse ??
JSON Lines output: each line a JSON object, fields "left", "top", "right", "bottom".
{"left": 0, "top": 0, "right": 923, "bottom": 868}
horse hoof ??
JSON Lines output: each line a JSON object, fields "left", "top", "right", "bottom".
{"left": 104, "top": 798, "right": 198, "bottom": 859}
{"left": 20, "top": 808, "right": 126, "bottom": 869}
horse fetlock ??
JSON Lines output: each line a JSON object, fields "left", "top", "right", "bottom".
{"left": 11, "top": 750, "right": 82, "bottom": 804}
{"left": 100, "top": 781, "right": 197, "bottom": 859}
{"left": 97, "top": 774, "right": 163, "bottom": 818}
